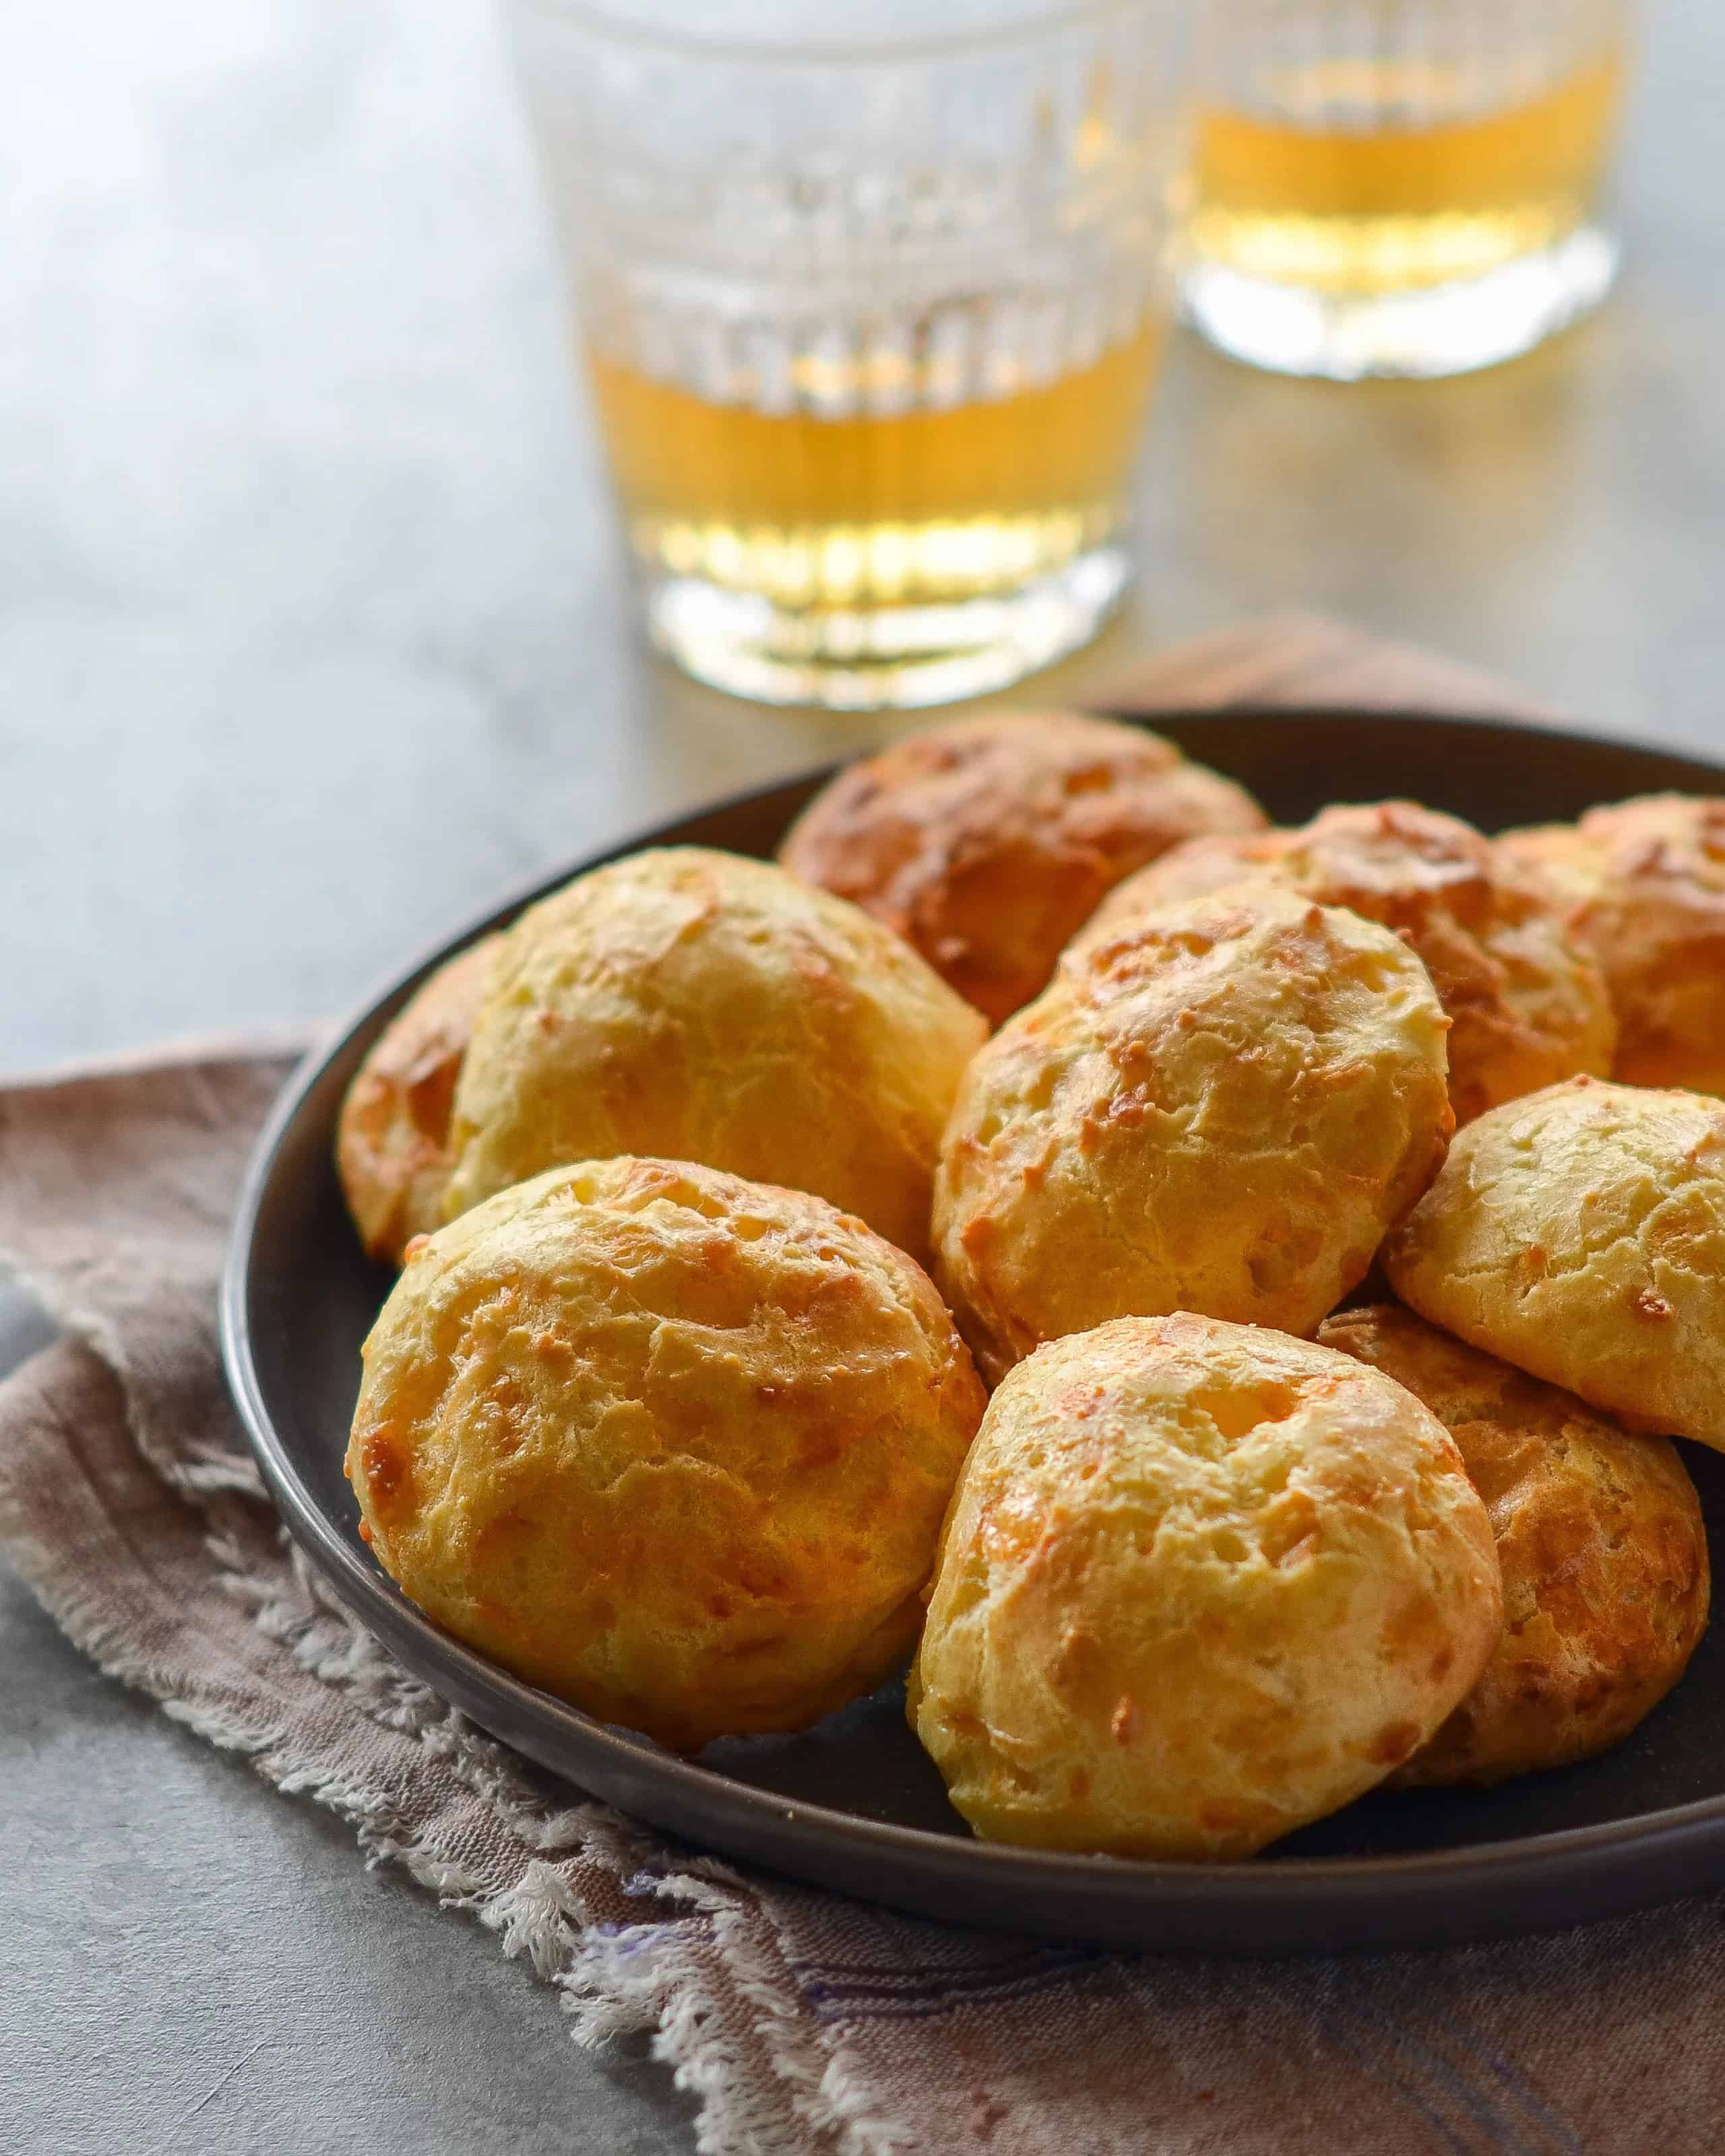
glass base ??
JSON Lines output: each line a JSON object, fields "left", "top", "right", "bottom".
{"left": 642, "top": 545, "right": 1132, "bottom": 711}
{"left": 1181, "top": 225, "right": 1619, "bottom": 381}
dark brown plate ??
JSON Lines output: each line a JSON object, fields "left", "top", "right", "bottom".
{"left": 222, "top": 709, "right": 1725, "bottom": 1954}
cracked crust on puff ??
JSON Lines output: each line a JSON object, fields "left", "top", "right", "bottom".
{"left": 1319, "top": 1302, "right": 1708, "bottom": 1785}
{"left": 908, "top": 1314, "right": 1502, "bottom": 1859}
{"left": 349, "top": 1156, "right": 986, "bottom": 1752}
{"left": 1501, "top": 793, "right": 1725, "bottom": 1094}
{"left": 443, "top": 848, "right": 986, "bottom": 1265}
{"left": 1383, "top": 1076, "right": 1725, "bottom": 1449}
{"left": 779, "top": 712, "right": 1266, "bottom": 1026}
{"left": 933, "top": 883, "right": 1453, "bottom": 1383}
{"left": 337, "top": 935, "right": 503, "bottom": 1265}
{"left": 1090, "top": 800, "right": 1614, "bottom": 1126}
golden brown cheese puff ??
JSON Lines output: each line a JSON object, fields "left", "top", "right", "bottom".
{"left": 1384, "top": 1077, "right": 1725, "bottom": 1451}
{"left": 778, "top": 712, "right": 1266, "bottom": 1027}
{"left": 933, "top": 883, "right": 1452, "bottom": 1385}
{"left": 443, "top": 848, "right": 986, "bottom": 1266}
{"left": 349, "top": 1157, "right": 986, "bottom": 1752}
{"left": 1501, "top": 794, "right": 1725, "bottom": 1093}
{"left": 1090, "top": 800, "right": 1614, "bottom": 1127}
{"left": 1318, "top": 1303, "right": 1709, "bottom": 1786}
{"left": 909, "top": 1314, "right": 1503, "bottom": 1860}
{"left": 336, "top": 934, "right": 503, "bottom": 1265}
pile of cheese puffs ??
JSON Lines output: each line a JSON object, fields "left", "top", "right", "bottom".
{"left": 340, "top": 714, "right": 1723, "bottom": 1860}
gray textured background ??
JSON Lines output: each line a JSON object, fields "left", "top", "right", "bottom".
{"left": 4, "top": 0, "right": 1724, "bottom": 2148}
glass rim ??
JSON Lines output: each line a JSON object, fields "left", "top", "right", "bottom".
{"left": 507, "top": 0, "right": 1175, "bottom": 67}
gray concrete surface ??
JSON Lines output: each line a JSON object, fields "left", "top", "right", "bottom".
{"left": 3, "top": 0, "right": 1723, "bottom": 2149}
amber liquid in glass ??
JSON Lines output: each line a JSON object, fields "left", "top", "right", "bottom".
{"left": 1191, "top": 53, "right": 1624, "bottom": 296}
{"left": 585, "top": 322, "right": 1164, "bottom": 620}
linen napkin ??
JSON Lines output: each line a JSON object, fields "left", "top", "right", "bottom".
{"left": 5, "top": 617, "right": 1722, "bottom": 2156}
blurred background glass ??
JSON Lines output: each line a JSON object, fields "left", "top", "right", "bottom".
{"left": 507, "top": 0, "right": 1195, "bottom": 711}
{"left": 1183, "top": 0, "right": 1629, "bottom": 377}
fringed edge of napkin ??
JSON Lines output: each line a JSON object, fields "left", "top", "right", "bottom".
{"left": 0, "top": 1312, "right": 905, "bottom": 2156}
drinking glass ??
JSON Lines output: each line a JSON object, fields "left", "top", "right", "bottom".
{"left": 505, "top": 1, "right": 1194, "bottom": 710}
{"left": 1183, "top": 0, "right": 1629, "bottom": 378}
